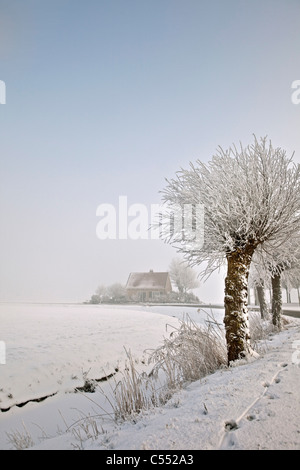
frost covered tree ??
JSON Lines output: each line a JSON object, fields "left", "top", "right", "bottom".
{"left": 248, "top": 263, "right": 269, "bottom": 320}
{"left": 160, "top": 136, "right": 300, "bottom": 363}
{"left": 281, "top": 253, "right": 300, "bottom": 305}
{"left": 96, "top": 284, "right": 107, "bottom": 298}
{"left": 92, "top": 283, "right": 127, "bottom": 303}
{"left": 251, "top": 236, "right": 300, "bottom": 329}
{"left": 107, "top": 283, "right": 127, "bottom": 302}
{"left": 256, "top": 282, "right": 269, "bottom": 319}
{"left": 169, "top": 257, "right": 200, "bottom": 301}
{"left": 251, "top": 253, "right": 286, "bottom": 329}
{"left": 290, "top": 270, "right": 300, "bottom": 305}
{"left": 281, "top": 279, "right": 292, "bottom": 304}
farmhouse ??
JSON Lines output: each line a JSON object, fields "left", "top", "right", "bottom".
{"left": 126, "top": 270, "right": 172, "bottom": 302}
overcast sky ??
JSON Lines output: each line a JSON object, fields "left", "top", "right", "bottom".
{"left": 0, "top": 0, "right": 299, "bottom": 303}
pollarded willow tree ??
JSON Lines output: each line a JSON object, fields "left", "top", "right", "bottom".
{"left": 248, "top": 261, "right": 270, "bottom": 320}
{"left": 160, "top": 136, "right": 300, "bottom": 363}
{"left": 288, "top": 266, "right": 300, "bottom": 305}
{"left": 250, "top": 238, "right": 300, "bottom": 329}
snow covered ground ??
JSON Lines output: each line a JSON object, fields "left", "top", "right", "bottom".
{"left": 0, "top": 303, "right": 299, "bottom": 450}
{"left": 0, "top": 303, "right": 182, "bottom": 411}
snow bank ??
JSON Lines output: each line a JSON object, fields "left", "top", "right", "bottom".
{"left": 82, "top": 321, "right": 300, "bottom": 451}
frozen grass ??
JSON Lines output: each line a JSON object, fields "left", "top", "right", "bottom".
{"left": 98, "top": 312, "right": 227, "bottom": 424}
{"left": 6, "top": 421, "right": 34, "bottom": 450}
{"left": 149, "top": 312, "right": 227, "bottom": 390}
{"left": 248, "top": 310, "right": 287, "bottom": 353}
{"left": 71, "top": 416, "right": 106, "bottom": 450}
{"left": 107, "top": 349, "right": 161, "bottom": 421}
{"left": 101, "top": 311, "right": 286, "bottom": 423}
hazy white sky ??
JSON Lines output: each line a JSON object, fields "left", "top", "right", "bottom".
{"left": 0, "top": 0, "right": 299, "bottom": 303}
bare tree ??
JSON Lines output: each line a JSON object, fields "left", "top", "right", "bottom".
{"left": 169, "top": 257, "right": 200, "bottom": 301}
{"left": 160, "top": 136, "right": 300, "bottom": 363}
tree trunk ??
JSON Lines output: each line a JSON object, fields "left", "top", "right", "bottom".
{"left": 256, "top": 284, "right": 269, "bottom": 320}
{"left": 224, "top": 247, "right": 254, "bottom": 364}
{"left": 286, "top": 287, "right": 291, "bottom": 304}
{"left": 297, "top": 287, "right": 300, "bottom": 306}
{"left": 247, "top": 287, "right": 251, "bottom": 305}
{"left": 271, "top": 273, "right": 282, "bottom": 329}
{"left": 254, "top": 287, "right": 259, "bottom": 306}
{"left": 284, "top": 287, "right": 290, "bottom": 304}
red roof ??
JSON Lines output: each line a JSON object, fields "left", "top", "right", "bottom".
{"left": 126, "top": 271, "right": 170, "bottom": 290}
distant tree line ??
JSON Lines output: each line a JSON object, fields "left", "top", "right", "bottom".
{"left": 88, "top": 283, "right": 127, "bottom": 304}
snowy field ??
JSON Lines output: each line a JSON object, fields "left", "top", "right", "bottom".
{"left": 0, "top": 302, "right": 299, "bottom": 450}
{"left": 0, "top": 302, "right": 219, "bottom": 449}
